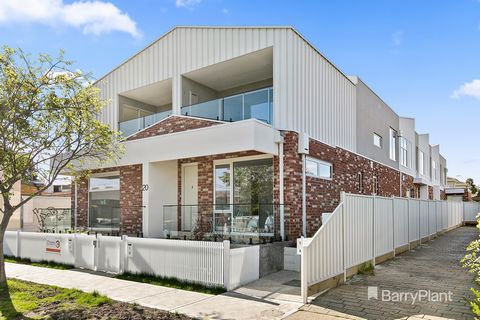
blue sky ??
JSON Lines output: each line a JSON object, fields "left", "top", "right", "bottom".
{"left": 1, "top": 0, "right": 479, "bottom": 183}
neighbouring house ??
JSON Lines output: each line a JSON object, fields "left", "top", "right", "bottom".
{"left": 70, "top": 26, "right": 450, "bottom": 242}
{"left": 8, "top": 179, "right": 73, "bottom": 232}
{"left": 445, "top": 176, "right": 472, "bottom": 202}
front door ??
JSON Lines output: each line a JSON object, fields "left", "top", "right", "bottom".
{"left": 182, "top": 164, "right": 198, "bottom": 231}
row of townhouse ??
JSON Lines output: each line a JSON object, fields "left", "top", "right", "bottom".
{"left": 71, "top": 26, "right": 449, "bottom": 242}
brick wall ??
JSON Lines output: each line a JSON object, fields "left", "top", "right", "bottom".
{"left": 282, "top": 131, "right": 403, "bottom": 238}
{"left": 72, "top": 165, "right": 143, "bottom": 235}
{"left": 127, "top": 115, "right": 220, "bottom": 141}
{"left": 400, "top": 173, "right": 415, "bottom": 198}
{"left": 440, "top": 190, "right": 446, "bottom": 200}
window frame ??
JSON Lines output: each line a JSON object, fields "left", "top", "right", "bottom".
{"left": 418, "top": 151, "right": 425, "bottom": 175}
{"left": 389, "top": 128, "right": 397, "bottom": 161}
{"left": 399, "top": 137, "right": 409, "bottom": 167}
{"left": 373, "top": 133, "right": 382, "bottom": 148}
{"left": 305, "top": 157, "right": 333, "bottom": 180}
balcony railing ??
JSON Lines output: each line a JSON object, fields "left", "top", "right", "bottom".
{"left": 119, "top": 110, "right": 172, "bottom": 137}
{"left": 181, "top": 87, "right": 273, "bottom": 124}
{"left": 162, "top": 203, "right": 287, "bottom": 243}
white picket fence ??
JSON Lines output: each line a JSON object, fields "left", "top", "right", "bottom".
{"left": 3, "top": 231, "right": 259, "bottom": 290}
{"left": 300, "top": 194, "right": 480, "bottom": 303}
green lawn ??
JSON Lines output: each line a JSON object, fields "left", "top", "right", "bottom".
{"left": 115, "top": 272, "right": 226, "bottom": 295}
{"left": 0, "top": 279, "right": 191, "bottom": 319}
{"left": 0, "top": 279, "right": 110, "bottom": 319}
{"left": 4, "top": 256, "right": 74, "bottom": 270}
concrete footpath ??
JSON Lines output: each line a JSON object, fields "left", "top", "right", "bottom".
{"left": 287, "top": 226, "right": 477, "bottom": 320}
{"left": 6, "top": 263, "right": 302, "bottom": 319}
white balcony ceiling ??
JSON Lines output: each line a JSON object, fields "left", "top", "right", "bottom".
{"left": 120, "top": 78, "right": 172, "bottom": 106}
{"left": 183, "top": 47, "right": 273, "bottom": 91}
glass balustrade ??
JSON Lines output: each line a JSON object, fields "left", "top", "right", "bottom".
{"left": 181, "top": 87, "right": 273, "bottom": 124}
{"left": 119, "top": 110, "right": 172, "bottom": 137}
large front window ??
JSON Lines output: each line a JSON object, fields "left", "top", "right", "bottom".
{"left": 214, "top": 157, "right": 273, "bottom": 235}
{"left": 89, "top": 175, "right": 120, "bottom": 230}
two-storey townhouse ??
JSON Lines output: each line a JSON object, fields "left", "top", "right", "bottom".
{"left": 70, "top": 26, "right": 449, "bottom": 241}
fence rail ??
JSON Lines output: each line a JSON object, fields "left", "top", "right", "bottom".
{"left": 300, "top": 194, "right": 480, "bottom": 303}
{"left": 3, "top": 231, "right": 259, "bottom": 290}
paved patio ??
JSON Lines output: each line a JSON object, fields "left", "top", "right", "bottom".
{"left": 6, "top": 263, "right": 302, "bottom": 319}
{"left": 287, "top": 226, "right": 477, "bottom": 320}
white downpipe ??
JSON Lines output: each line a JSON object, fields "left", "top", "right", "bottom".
{"left": 74, "top": 180, "right": 78, "bottom": 231}
{"left": 279, "top": 141, "right": 285, "bottom": 240}
{"left": 302, "top": 153, "right": 307, "bottom": 237}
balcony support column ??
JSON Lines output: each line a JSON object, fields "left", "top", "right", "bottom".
{"left": 172, "top": 74, "right": 182, "bottom": 116}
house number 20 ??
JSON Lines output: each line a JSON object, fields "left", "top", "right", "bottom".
{"left": 141, "top": 184, "right": 149, "bottom": 191}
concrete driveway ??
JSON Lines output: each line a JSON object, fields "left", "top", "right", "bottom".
{"left": 287, "top": 226, "right": 477, "bottom": 320}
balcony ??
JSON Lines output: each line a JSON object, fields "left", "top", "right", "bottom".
{"left": 181, "top": 87, "right": 273, "bottom": 124}
{"left": 119, "top": 110, "right": 172, "bottom": 137}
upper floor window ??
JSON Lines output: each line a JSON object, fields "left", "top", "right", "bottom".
{"left": 418, "top": 151, "right": 425, "bottom": 175}
{"left": 432, "top": 160, "right": 437, "bottom": 180}
{"left": 389, "top": 128, "right": 397, "bottom": 161}
{"left": 306, "top": 157, "right": 332, "bottom": 179}
{"left": 373, "top": 133, "right": 382, "bottom": 148}
{"left": 399, "top": 137, "right": 408, "bottom": 167}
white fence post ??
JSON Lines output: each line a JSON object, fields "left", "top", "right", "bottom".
{"left": 223, "top": 240, "right": 231, "bottom": 291}
{"left": 372, "top": 195, "right": 376, "bottom": 267}
{"left": 407, "top": 198, "right": 411, "bottom": 250}
{"left": 341, "top": 192, "right": 346, "bottom": 283}
{"left": 392, "top": 197, "right": 395, "bottom": 257}
{"left": 120, "top": 235, "right": 128, "bottom": 274}
{"left": 16, "top": 230, "right": 21, "bottom": 258}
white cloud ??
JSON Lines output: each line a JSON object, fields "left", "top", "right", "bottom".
{"left": 222, "top": 8, "right": 229, "bottom": 14}
{"left": 0, "top": 0, "right": 141, "bottom": 38}
{"left": 175, "top": 0, "right": 201, "bottom": 8}
{"left": 391, "top": 30, "right": 404, "bottom": 47}
{"left": 451, "top": 79, "right": 480, "bottom": 100}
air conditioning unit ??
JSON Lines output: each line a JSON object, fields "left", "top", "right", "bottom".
{"left": 298, "top": 132, "right": 310, "bottom": 154}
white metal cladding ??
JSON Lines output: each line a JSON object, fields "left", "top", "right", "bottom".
{"left": 393, "top": 198, "right": 409, "bottom": 248}
{"left": 343, "top": 194, "right": 374, "bottom": 268}
{"left": 96, "top": 235, "right": 122, "bottom": 273}
{"left": 96, "top": 27, "right": 357, "bottom": 151}
{"left": 229, "top": 246, "right": 260, "bottom": 289}
{"left": 428, "top": 202, "right": 437, "bottom": 235}
{"left": 408, "top": 200, "right": 420, "bottom": 241}
{"left": 125, "top": 237, "right": 225, "bottom": 287}
{"left": 419, "top": 201, "right": 429, "bottom": 238}
{"left": 374, "top": 197, "right": 394, "bottom": 257}
{"left": 300, "top": 193, "right": 474, "bottom": 303}
{"left": 464, "top": 202, "right": 480, "bottom": 222}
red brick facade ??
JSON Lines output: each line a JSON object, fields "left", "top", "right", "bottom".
{"left": 72, "top": 116, "right": 428, "bottom": 239}
{"left": 72, "top": 165, "right": 143, "bottom": 235}
{"left": 127, "top": 115, "right": 221, "bottom": 141}
{"left": 282, "top": 132, "right": 404, "bottom": 238}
